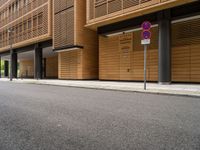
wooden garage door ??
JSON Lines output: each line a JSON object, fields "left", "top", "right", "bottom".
{"left": 172, "top": 18, "right": 200, "bottom": 82}
{"left": 99, "top": 27, "right": 158, "bottom": 81}
{"left": 58, "top": 50, "right": 81, "bottom": 79}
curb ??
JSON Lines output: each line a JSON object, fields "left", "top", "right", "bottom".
{"left": 4, "top": 80, "right": 200, "bottom": 98}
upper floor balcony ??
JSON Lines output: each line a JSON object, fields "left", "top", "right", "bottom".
{"left": 86, "top": 0, "right": 196, "bottom": 30}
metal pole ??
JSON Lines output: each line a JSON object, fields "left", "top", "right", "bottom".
{"left": 144, "top": 44, "right": 147, "bottom": 90}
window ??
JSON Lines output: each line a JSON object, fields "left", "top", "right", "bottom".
{"left": 12, "top": 3, "right": 15, "bottom": 13}
{"left": 23, "top": 21, "right": 27, "bottom": 31}
{"left": 15, "top": 25, "right": 19, "bottom": 36}
{"left": 33, "top": 16, "right": 37, "bottom": 28}
{"left": 28, "top": 19, "right": 32, "bottom": 29}
{"left": 16, "top": 1, "right": 19, "bottom": 11}
{"left": 19, "top": 23, "right": 22, "bottom": 32}
{"left": 24, "top": 0, "right": 28, "bottom": 6}
{"left": 38, "top": 13, "right": 43, "bottom": 25}
{"left": 9, "top": 5, "right": 12, "bottom": 14}
{"left": 0, "top": 33, "right": 2, "bottom": 42}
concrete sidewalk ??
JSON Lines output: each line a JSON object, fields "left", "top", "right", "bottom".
{"left": 0, "top": 78, "right": 200, "bottom": 97}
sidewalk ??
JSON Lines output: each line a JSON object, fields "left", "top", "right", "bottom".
{"left": 0, "top": 78, "right": 200, "bottom": 97}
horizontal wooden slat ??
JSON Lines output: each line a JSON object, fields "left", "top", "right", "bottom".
{"left": 99, "top": 28, "right": 158, "bottom": 81}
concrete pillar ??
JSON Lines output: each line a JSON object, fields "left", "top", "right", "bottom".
{"left": 4, "top": 61, "right": 9, "bottom": 77}
{"left": 12, "top": 52, "right": 18, "bottom": 78}
{"left": 43, "top": 58, "right": 46, "bottom": 78}
{"left": 0, "top": 56, "right": 1, "bottom": 78}
{"left": 34, "top": 47, "right": 43, "bottom": 79}
{"left": 158, "top": 10, "right": 171, "bottom": 84}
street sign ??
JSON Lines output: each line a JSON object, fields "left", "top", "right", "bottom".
{"left": 142, "top": 30, "right": 151, "bottom": 39}
{"left": 141, "top": 39, "right": 151, "bottom": 45}
{"left": 141, "top": 21, "right": 152, "bottom": 90}
{"left": 142, "top": 21, "right": 151, "bottom": 31}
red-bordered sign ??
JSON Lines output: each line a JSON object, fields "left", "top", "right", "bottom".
{"left": 141, "top": 30, "right": 151, "bottom": 39}
{"left": 141, "top": 21, "right": 152, "bottom": 31}
{"left": 141, "top": 21, "right": 152, "bottom": 40}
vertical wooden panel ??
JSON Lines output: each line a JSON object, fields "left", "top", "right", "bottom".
{"left": 46, "top": 55, "right": 58, "bottom": 78}
{"left": 75, "top": 0, "right": 98, "bottom": 79}
{"left": 99, "top": 35, "right": 120, "bottom": 80}
{"left": 119, "top": 33, "right": 132, "bottom": 80}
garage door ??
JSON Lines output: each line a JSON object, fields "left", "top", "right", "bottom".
{"left": 58, "top": 50, "right": 81, "bottom": 79}
{"left": 172, "top": 18, "right": 200, "bottom": 82}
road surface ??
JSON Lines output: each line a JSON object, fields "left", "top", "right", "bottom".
{"left": 0, "top": 81, "right": 199, "bottom": 150}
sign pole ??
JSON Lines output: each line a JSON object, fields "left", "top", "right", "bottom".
{"left": 141, "top": 21, "right": 151, "bottom": 90}
{"left": 144, "top": 44, "right": 147, "bottom": 90}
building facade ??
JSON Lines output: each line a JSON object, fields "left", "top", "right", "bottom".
{"left": 86, "top": 0, "right": 200, "bottom": 83}
{"left": 0, "top": 0, "right": 98, "bottom": 80}
{"left": 0, "top": 0, "right": 200, "bottom": 84}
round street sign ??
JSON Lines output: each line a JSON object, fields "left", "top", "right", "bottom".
{"left": 142, "top": 30, "right": 151, "bottom": 39}
{"left": 142, "top": 21, "right": 151, "bottom": 31}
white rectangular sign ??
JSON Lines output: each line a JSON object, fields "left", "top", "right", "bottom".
{"left": 141, "top": 39, "right": 150, "bottom": 45}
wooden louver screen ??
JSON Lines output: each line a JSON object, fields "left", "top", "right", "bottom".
{"left": 172, "top": 18, "right": 200, "bottom": 83}
{"left": 89, "top": 0, "right": 158, "bottom": 19}
{"left": 53, "top": 0, "right": 74, "bottom": 49}
{"left": 172, "top": 18, "right": 200, "bottom": 46}
{"left": 0, "top": 4, "right": 48, "bottom": 49}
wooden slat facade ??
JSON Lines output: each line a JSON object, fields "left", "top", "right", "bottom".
{"left": 46, "top": 55, "right": 58, "bottom": 78}
{"left": 19, "top": 55, "right": 58, "bottom": 78}
{"left": 53, "top": 0, "right": 74, "bottom": 48}
{"left": 172, "top": 18, "right": 200, "bottom": 83}
{"left": 19, "top": 59, "right": 34, "bottom": 78}
{"left": 0, "top": 0, "right": 52, "bottom": 52}
{"left": 99, "top": 27, "right": 158, "bottom": 81}
{"left": 54, "top": 0, "right": 98, "bottom": 80}
{"left": 86, "top": 0, "right": 196, "bottom": 30}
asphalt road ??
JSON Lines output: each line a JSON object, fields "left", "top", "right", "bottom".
{"left": 0, "top": 82, "right": 200, "bottom": 150}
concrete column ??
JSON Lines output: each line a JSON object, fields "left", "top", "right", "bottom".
{"left": 158, "top": 10, "right": 171, "bottom": 84}
{"left": 12, "top": 52, "right": 18, "bottom": 78}
{"left": 4, "top": 61, "right": 9, "bottom": 77}
{"left": 43, "top": 58, "right": 46, "bottom": 79}
{"left": 34, "top": 47, "right": 43, "bottom": 79}
{"left": 0, "top": 56, "right": 1, "bottom": 78}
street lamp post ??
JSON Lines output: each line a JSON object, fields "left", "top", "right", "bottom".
{"left": 8, "top": 28, "right": 14, "bottom": 81}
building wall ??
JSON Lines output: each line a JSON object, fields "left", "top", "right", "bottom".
{"left": 58, "top": 50, "right": 82, "bottom": 79}
{"left": 19, "top": 59, "right": 34, "bottom": 78}
{"left": 0, "top": 0, "right": 52, "bottom": 53}
{"left": 53, "top": 0, "right": 74, "bottom": 48}
{"left": 19, "top": 55, "right": 58, "bottom": 79}
{"left": 75, "top": 0, "right": 98, "bottom": 79}
{"left": 86, "top": 0, "right": 195, "bottom": 29}
{"left": 46, "top": 55, "right": 58, "bottom": 78}
{"left": 171, "top": 18, "right": 200, "bottom": 83}
{"left": 99, "top": 27, "right": 158, "bottom": 81}
{"left": 55, "top": 0, "right": 98, "bottom": 80}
